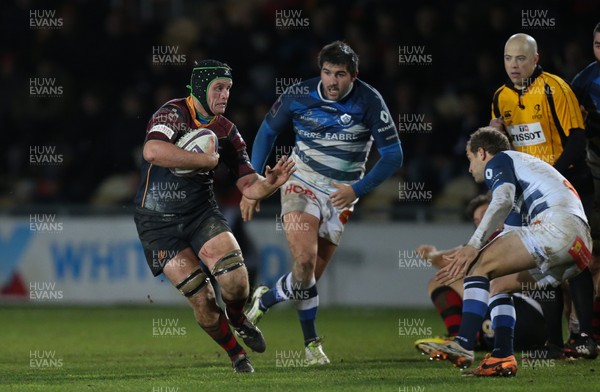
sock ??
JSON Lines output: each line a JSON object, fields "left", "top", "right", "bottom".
{"left": 593, "top": 296, "right": 600, "bottom": 341}
{"left": 200, "top": 312, "right": 245, "bottom": 361}
{"left": 489, "top": 293, "right": 516, "bottom": 358}
{"left": 456, "top": 276, "right": 490, "bottom": 351}
{"left": 259, "top": 272, "right": 293, "bottom": 311}
{"left": 295, "top": 276, "right": 319, "bottom": 345}
{"left": 431, "top": 286, "right": 463, "bottom": 336}
{"left": 224, "top": 298, "right": 247, "bottom": 329}
{"left": 539, "top": 285, "right": 565, "bottom": 347}
{"left": 568, "top": 268, "right": 594, "bottom": 336}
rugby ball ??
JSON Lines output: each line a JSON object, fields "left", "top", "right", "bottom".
{"left": 170, "top": 128, "right": 218, "bottom": 176}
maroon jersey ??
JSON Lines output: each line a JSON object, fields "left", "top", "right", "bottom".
{"left": 134, "top": 96, "right": 255, "bottom": 213}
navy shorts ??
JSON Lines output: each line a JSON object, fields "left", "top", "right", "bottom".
{"left": 134, "top": 206, "right": 231, "bottom": 276}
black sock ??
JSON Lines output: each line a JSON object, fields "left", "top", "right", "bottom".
{"left": 568, "top": 268, "right": 594, "bottom": 336}
{"left": 539, "top": 285, "right": 564, "bottom": 347}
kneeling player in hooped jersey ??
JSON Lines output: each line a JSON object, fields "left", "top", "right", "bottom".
{"left": 414, "top": 194, "right": 547, "bottom": 355}
{"left": 418, "top": 127, "right": 592, "bottom": 377}
{"left": 241, "top": 41, "right": 403, "bottom": 364}
{"left": 133, "top": 60, "right": 295, "bottom": 372}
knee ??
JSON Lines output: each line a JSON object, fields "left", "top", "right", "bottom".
{"left": 292, "top": 251, "right": 317, "bottom": 279}
{"left": 469, "top": 257, "right": 493, "bottom": 279}
{"left": 489, "top": 279, "right": 503, "bottom": 296}
{"left": 218, "top": 267, "right": 249, "bottom": 299}
{"left": 195, "top": 308, "right": 220, "bottom": 326}
{"left": 293, "top": 264, "right": 315, "bottom": 284}
{"left": 211, "top": 250, "right": 249, "bottom": 298}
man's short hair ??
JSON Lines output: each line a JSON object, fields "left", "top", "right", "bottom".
{"left": 467, "top": 127, "right": 511, "bottom": 155}
{"left": 594, "top": 22, "right": 600, "bottom": 35}
{"left": 317, "top": 41, "right": 359, "bottom": 75}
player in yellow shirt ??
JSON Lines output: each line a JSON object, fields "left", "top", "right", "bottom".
{"left": 491, "top": 34, "right": 586, "bottom": 172}
{"left": 490, "top": 33, "right": 597, "bottom": 359}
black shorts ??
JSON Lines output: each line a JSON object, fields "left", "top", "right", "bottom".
{"left": 134, "top": 206, "right": 231, "bottom": 276}
{"left": 479, "top": 294, "right": 547, "bottom": 351}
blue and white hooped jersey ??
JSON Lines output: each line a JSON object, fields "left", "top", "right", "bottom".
{"left": 263, "top": 77, "right": 399, "bottom": 190}
{"left": 485, "top": 150, "right": 587, "bottom": 224}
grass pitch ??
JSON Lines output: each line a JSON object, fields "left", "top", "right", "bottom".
{"left": 1, "top": 305, "right": 598, "bottom": 391}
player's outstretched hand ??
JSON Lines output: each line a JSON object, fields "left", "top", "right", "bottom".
{"left": 330, "top": 182, "right": 357, "bottom": 209}
{"left": 435, "top": 245, "right": 478, "bottom": 285}
{"left": 416, "top": 245, "right": 437, "bottom": 260}
{"left": 240, "top": 195, "right": 260, "bottom": 222}
{"left": 264, "top": 155, "right": 295, "bottom": 187}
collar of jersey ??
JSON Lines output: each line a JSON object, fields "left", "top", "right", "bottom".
{"left": 185, "top": 96, "right": 218, "bottom": 127}
{"left": 506, "top": 65, "right": 543, "bottom": 94}
{"left": 317, "top": 80, "right": 354, "bottom": 103}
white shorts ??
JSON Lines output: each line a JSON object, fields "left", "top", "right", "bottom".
{"left": 516, "top": 211, "right": 592, "bottom": 287}
{"left": 280, "top": 176, "right": 354, "bottom": 246}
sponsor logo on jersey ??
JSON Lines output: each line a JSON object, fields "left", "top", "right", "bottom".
{"left": 149, "top": 124, "right": 175, "bottom": 139}
{"left": 320, "top": 105, "right": 337, "bottom": 112}
{"left": 506, "top": 122, "right": 546, "bottom": 146}
{"left": 531, "top": 104, "right": 542, "bottom": 120}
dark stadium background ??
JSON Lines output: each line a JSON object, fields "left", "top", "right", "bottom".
{"left": 2, "top": 0, "right": 599, "bottom": 220}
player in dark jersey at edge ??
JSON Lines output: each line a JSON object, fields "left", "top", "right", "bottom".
{"left": 571, "top": 22, "right": 600, "bottom": 348}
{"left": 133, "top": 60, "right": 295, "bottom": 373}
{"left": 241, "top": 41, "right": 404, "bottom": 364}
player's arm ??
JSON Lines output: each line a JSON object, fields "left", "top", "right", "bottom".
{"left": 219, "top": 120, "right": 295, "bottom": 201}
{"left": 435, "top": 184, "right": 514, "bottom": 285}
{"left": 571, "top": 69, "right": 592, "bottom": 123}
{"left": 251, "top": 94, "right": 293, "bottom": 174}
{"left": 241, "top": 94, "right": 294, "bottom": 220}
{"left": 143, "top": 105, "right": 219, "bottom": 171}
{"left": 489, "top": 88, "right": 508, "bottom": 136}
{"left": 417, "top": 244, "right": 463, "bottom": 270}
{"left": 466, "top": 184, "right": 514, "bottom": 250}
{"left": 436, "top": 153, "right": 516, "bottom": 284}
{"left": 548, "top": 78, "right": 586, "bottom": 175}
{"left": 143, "top": 139, "right": 218, "bottom": 171}
{"left": 236, "top": 156, "right": 295, "bottom": 200}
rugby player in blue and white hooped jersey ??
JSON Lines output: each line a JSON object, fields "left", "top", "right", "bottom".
{"left": 241, "top": 41, "right": 403, "bottom": 364}
{"left": 419, "top": 127, "right": 592, "bottom": 377}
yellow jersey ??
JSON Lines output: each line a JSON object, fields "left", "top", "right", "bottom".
{"left": 491, "top": 66, "right": 584, "bottom": 165}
